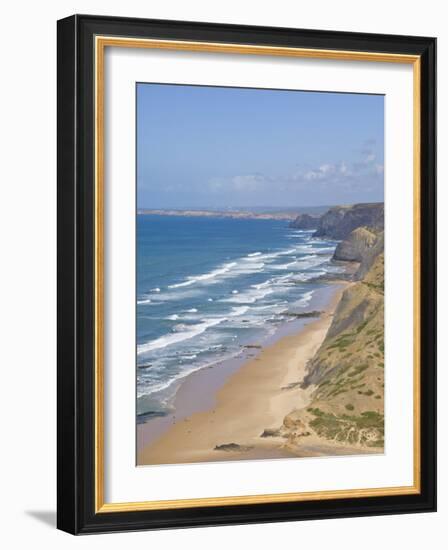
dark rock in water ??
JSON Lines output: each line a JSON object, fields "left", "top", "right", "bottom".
{"left": 284, "top": 310, "right": 322, "bottom": 318}
{"left": 333, "top": 227, "right": 376, "bottom": 262}
{"left": 314, "top": 202, "right": 384, "bottom": 240}
{"left": 289, "top": 213, "right": 321, "bottom": 230}
{"left": 136, "top": 411, "right": 167, "bottom": 424}
{"left": 214, "top": 443, "right": 254, "bottom": 452}
{"left": 313, "top": 271, "right": 356, "bottom": 283}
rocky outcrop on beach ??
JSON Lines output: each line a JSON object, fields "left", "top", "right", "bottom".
{"left": 280, "top": 225, "right": 385, "bottom": 451}
{"left": 214, "top": 443, "right": 254, "bottom": 452}
{"left": 289, "top": 213, "right": 320, "bottom": 230}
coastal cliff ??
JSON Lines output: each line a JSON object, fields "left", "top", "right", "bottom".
{"left": 289, "top": 202, "right": 384, "bottom": 240}
{"left": 289, "top": 213, "right": 320, "bottom": 230}
{"left": 280, "top": 222, "right": 385, "bottom": 451}
{"left": 313, "top": 202, "right": 384, "bottom": 239}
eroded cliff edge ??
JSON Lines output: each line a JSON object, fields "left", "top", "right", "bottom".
{"left": 281, "top": 209, "right": 385, "bottom": 452}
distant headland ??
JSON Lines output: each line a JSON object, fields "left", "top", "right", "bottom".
{"left": 137, "top": 209, "right": 298, "bottom": 221}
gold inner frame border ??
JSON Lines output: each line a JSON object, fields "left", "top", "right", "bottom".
{"left": 94, "top": 36, "right": 421, "bottom": 513}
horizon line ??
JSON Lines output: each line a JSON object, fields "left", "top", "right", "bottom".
{"left": 137, "top": 201, "right": 384, "bottom": 210}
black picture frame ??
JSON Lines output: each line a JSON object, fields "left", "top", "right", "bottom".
{"left": 57, "top": 14, "right": 436, "bottom": 534}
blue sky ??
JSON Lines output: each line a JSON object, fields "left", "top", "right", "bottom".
{"left": 137, "top": 83, "right": 384, "bottom": 209}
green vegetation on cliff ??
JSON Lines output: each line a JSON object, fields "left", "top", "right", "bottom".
{"left": 281, "top": 226, "right": 385, "bottom": 451}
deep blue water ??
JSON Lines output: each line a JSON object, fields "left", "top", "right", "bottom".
{"left": 137, "top": 215, "right": 341, "bottom": 416}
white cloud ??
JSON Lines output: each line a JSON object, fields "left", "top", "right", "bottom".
{"left": 209, "top": 173, "right": 270, "bottom": 193}
{"left": 207, "top": 147, "right": 384, "bottom": 200}
{"left": 231, "top": 174, "right": 265, "bottom": 191}
{"left": 340, "top": 162, "right": 348, "bottom": 175}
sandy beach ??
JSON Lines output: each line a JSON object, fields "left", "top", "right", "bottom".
{"left": 138, "top": 284, "right": 356, "bottom": 466}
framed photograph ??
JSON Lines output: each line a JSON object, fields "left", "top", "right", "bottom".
{"left": 57, "top": 14, "right": 436, "bottom": 534}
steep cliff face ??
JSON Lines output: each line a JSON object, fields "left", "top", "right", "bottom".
{"left": 333, "top": 227, "right": 376, "bottom": 262}
{"left": 289, "top": 213, "right": 320, "bottom": 230}
{"left": 281, "top": 232, "right": 384, "bottom": 451}
{"left": 313, "top": 202, "right": 384, "bottom": 240}
{"left": 355, "top": 231, "right": 384, "bottom": 280}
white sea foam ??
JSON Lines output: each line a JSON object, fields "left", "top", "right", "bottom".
{"left": 293, "top": 269, "right": 328, "bottom": 282}
{"left": 271, "top": 260, "right": 299, "bottom": 270}
{"left": 273, "top": 272, "right": 295, "bottom": 282}
{"left": 230, "top": 306, "right": 250, "bottom": 316}
{"left": 251, "top": 279, "right": 272, "bottom": 290}
{"left": 137, "top": 231, "right": 339, "bottom": 409}
{"left": 240, "top": 262, "right": 265, "bottom": 270}
{"left": 249, "top": 247, "right": 304, "bottom": 264}
{"left": 196, "top": 263, "right": 237, "bottom": 281}
{"left": 137, "top": 298, "right": 152, "bottom": 305}
{"left": 137, "top": 317, "right": 226, "bottom": 355}
{"left": 168, "top": 279, "right": 196, "bottom": 289}
{"left": 296, "top": 290, "right": 314, "bottom": 306}
{"left": 313, "top": 246, "right": 337, "bottom": 253}
{"left": 137, "top": 348, "right": 244, "bottom": 398}
{"left": 228, "top": 274, "right": 297, "bottom": 304}
{"left": 168, "top": 262, "right": 238, "bottom": 289}
{"left": 272, "top": 254, "right": 329, "bottom": 271}
{"left": 311, "top": 239, "right": 338, "bottom": 245}
{"left": 163, "top": 244, "right": 328, "bottom": 294}
{"left": 149, "top": 289, "right": 201, "bottom": 302}
{"left": 253, "top": 302, "right": 285, "bottom": 311}
{"left": 222, "top": 286, "right": 274, "bottom": 304}
{"left": 276, "top": 247, "right": 299, "bottom": 256}
{"left": 291, "top": 244, "right": 314, "bottom": 251}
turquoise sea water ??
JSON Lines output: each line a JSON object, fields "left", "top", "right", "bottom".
{"left": 136, "top": 215, "right": 342, "bottom": 417}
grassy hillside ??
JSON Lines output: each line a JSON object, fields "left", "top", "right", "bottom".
{"left": 281, "top": 239, "right": 385, "bottom": 451}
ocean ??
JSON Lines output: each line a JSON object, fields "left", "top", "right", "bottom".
{"left": 137, "top": 214, "right": 342, "bottom": 418}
